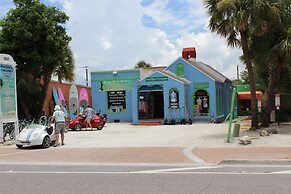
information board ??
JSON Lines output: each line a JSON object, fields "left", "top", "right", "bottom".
{"left": 169, "top": 88, "right": 179, "bottom": 109}
{"left": 0, "top": 64, "right": 16, "bottom": 119}
{"left": 107, "top": 91, "right": 126, "bottom": 112}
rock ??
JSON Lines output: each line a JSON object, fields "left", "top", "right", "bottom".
{"left": 260, "top": 130, "right": 270, "bottom": 136}
{"left": 267, "top": 128, "right": 277, "bottom": 134}
{"left": 239, "top": 136, "right": 252, "bottom": 145}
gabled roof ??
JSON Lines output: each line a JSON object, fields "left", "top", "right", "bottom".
{"left": 184, "top": 58, "right": 228, "bottom": 83}
{"left": 160, "top": 69, "right": 191, "bottom": 84}
{"left": 166, "top": 57, "right": 229, "bottom": 83}
{"left": 139, "top": 70, "right": 190, "bottom": 85}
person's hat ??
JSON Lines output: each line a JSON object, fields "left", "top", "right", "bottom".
{"left": 54, "top": 105, "right": 61, "bottom": 111}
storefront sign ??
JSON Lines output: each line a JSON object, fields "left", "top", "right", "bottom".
{"left": 101, "top": 78, "right": 135, "bottom": 91}
{"left": 146, "top": 76, "right": 168, "bottom": 82}
{"left": 107, "top": 91, "right": 126, "bottom": 112}
{"left": 193, "top": 82, "right": 209, "bottom": 89}
{"left": 0, "top": 64, "right": 16, "bottom": 119}
{"left": 169, "top": 88, "right": 179, "bottom": 109}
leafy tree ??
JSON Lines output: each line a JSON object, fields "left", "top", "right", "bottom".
{"left": 134, "top": 60, "right": 152, "bottom": 68}
{"left": 0, "top": 0, "right": 74, "bottom": 118}
{"left": 204, "top": 0, "right": 280, "bottom": 128}
{"left": 250, "top": 0, "right": 291, "bottom": 126}
{"left": 233, "top": 69, "right": 250, "bottom": 85}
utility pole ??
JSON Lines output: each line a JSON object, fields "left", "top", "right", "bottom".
{"left": 237, "top": 64, "right": 239, "bottom": 80}
{"left": 84, "top": 65, "right": 88, "bottom": 87}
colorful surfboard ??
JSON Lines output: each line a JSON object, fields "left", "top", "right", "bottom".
{"left": 69, "top": 85, "right": 78, "bottom": 119}
{"left": 57, "top": 87, "right": 68, "bottom": 117}
{"left": 79, "top": 88, "right": 89, "bottom": 113}
{"left": 52, "top": 87, "right": 60, "bottom": 106}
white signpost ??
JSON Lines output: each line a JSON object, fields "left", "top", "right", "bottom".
{"left": 275, "top": 94, "right": 280, "bottom": 126}
{"left": 275, "top": 94, "right": 280, "bottom": 110}
{"left": 0, "top": 54, "right": 18, "bottom": 143}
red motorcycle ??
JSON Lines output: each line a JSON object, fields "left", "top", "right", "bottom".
{"left": 69, "top": 112, "right": 107, "bottom": 131}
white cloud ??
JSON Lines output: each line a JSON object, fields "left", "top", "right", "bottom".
{"left": 59, "top": 0, "right": 243, "bottom": 84}
{"left": 176, "top": 32, "right": 243, "bottom": 79}
{"left": 143, "top": 0, "right": 173, "bottom": 25}
{"left": 99, "top": 36, "right": 112, "bottom": 50}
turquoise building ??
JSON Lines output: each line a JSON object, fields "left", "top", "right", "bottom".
{"left": 91, "top": 48, "right": 233, "bottom": 124}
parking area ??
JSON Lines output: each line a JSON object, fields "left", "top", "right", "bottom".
{"left": 63, "top": 122, "right": 291, "bottom": 148}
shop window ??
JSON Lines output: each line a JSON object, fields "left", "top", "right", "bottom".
{"left": 193, "top": 90, "right": 209, "bottom": 116}
{"left": 240, "top": 100, "right": 251, "bottom": 112}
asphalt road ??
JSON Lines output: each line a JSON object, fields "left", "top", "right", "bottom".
{"left": 1, "top": 163, "right": 291, "bottom": 194}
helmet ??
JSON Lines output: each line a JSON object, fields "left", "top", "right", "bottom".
{"left": 54, "top": 105, "right": 61, "bottom": 111}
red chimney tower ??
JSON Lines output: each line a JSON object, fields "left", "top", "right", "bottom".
{"left": 182, "top": 47, "right": 196, "bottom": 60}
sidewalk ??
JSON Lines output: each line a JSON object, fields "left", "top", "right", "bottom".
{"left": 0, "top": 122, "right": 290, "bottom": 165}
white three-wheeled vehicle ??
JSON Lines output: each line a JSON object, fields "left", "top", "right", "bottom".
{"left": 15, "top": 116, "right": 56, "bottom": 148}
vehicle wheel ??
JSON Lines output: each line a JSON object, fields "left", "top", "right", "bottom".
{"left": 42, "top": 136, "right": 50, "bottom": 148}
{"left": 163, "top": 119, "right": 168, "bottom": 125}
{"left": 74, "top": 124, "right": 82, "bottom": 131}
{"left": 181, "top": 119, "right": 186, "bottom": 125}
{"left": 9, "top": 130, "right": 15, "bottom": 140}
{"left": 16, "top": 144, "right": 23, "bottom": 149}
{"left": 171, "top": 119, "right": 175, "bottom": 125}
{"left": 97, "top": 125, "right": 103, "bottom": 130}
{"left": 188, "top": 119, "right": 193, "bottom": 125}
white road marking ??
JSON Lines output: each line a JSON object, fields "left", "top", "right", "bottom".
{"left": 0, "top": 171, "right": 288, "bottom": 175}
{"left": 131, "top": 166, "right": 220, "bottom": 173}
{"left": 271, "top": 170, "right": 291, "bottom": 174}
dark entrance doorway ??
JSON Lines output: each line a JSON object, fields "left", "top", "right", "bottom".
{"left": 138, "top": 85, "right": 164, "bottom": 119}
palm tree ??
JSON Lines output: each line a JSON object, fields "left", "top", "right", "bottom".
{"left": 204, "top": 0, "right": 279, "bottom": 128}
{"left": 134, "top": 60, "right": 152, "bottom": 68}
{"left": 53, "top": 47, "right": 75, "bottom": 83}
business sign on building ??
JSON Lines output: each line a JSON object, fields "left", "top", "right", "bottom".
{"left": 169, "top": 88, "right": 179, "bottom": 109}
{"left": 146, "top": 76, "right": 168, "bottom": 82}
{"left": 193, "top": 82, "right": 209, "bottom": 89}
{"left": 107, "top": 91, "right": 126, "bottom": 112}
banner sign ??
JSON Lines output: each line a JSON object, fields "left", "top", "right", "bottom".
{"left": 169, "top": 88, "right": 179, "bottom": 109}
{"left": 93, "top": 77, "right": 139, "bottom": 91}
{"left": 0, "top": 64, "right": 16, "bottom": 119}
{"left": 193, "top": 82, "right": 209, "bottom": 89}
{"left": 107, "top": 91, "right": 126, "bottom": 112}
{"left": 102, "top": 79, "right": 134, "bottom": 91}
{"left": 146, "top": 76, "right": 168, "bottom": 82}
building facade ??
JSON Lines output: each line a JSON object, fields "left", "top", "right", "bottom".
{"left": 91, "top": 48, "right": 233, "bottom": 124}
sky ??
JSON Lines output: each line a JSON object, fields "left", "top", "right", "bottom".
{"left": 0, "top": 0, "right": 243, "bottom": 86}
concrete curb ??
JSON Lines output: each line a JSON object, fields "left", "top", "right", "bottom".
{"left": 218, "top": 159, "right": 291, "bottom": 165}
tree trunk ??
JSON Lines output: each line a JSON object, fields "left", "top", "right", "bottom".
{"left": 261, "top": 57, "right": 284, "bottom": 127}
{"left": 18, "top": 94, "right": 30, "bottom": 119}
{"left": 39, "top": 74, "right": 52, "bottom": 115}
{"left": 240, "top": 31, "right": 258, "bottom": 128}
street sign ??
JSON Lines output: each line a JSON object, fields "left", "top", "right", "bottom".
{"left": 257, "top": 100, "right": 262, "bottom": 112}
{"left": 275, "top": 94, "right": 280, "bottom": 109}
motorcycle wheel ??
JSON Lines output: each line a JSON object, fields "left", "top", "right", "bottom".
{"left": 96, "top": 124, "right": 103, "bottom": 130}
{"left": 74, "top": 123, "right": 82, "bottom": 131}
